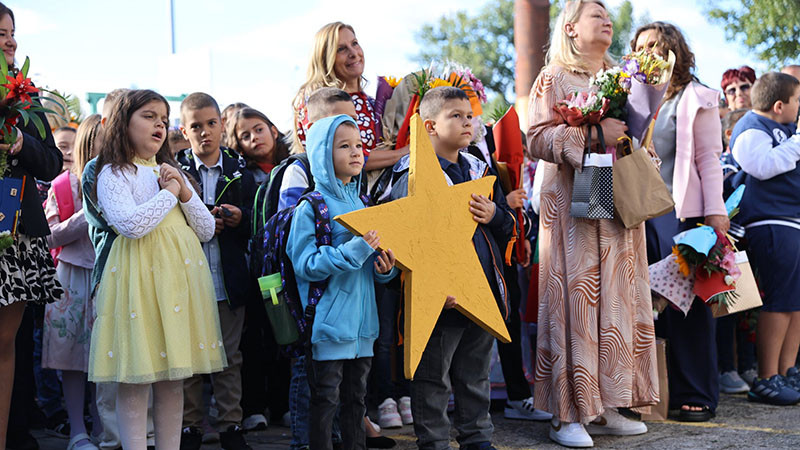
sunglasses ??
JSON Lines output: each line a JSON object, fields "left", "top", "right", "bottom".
{"left": 725, "top": 83, "right": 751, "bottom": 97}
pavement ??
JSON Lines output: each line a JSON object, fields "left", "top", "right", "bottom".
{"left": 31, "top": 392, "right": 800, "bottom": 449}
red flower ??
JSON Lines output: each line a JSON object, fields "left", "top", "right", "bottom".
{"left": 2, "top": 71, "right": 38, "bottom": 104}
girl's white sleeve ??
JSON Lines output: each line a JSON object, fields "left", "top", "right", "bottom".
{"left": 178, "top": 174, "right": 216, "bottom": 243}
{"left": 97, "top": 167, "right": 178, "bottom": 239}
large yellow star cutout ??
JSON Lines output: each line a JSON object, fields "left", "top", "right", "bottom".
{"left": 335, "top": 114, "right": 511, "bottom": 379}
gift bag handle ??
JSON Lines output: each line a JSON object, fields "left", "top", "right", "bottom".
{"left": 581, "top": 123, "right": 606, "bottom": 170}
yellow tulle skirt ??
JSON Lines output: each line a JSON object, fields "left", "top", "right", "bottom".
{"left": 89, "top": 206, "right": 226, "bottom": 383}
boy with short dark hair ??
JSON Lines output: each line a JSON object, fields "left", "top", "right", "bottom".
{"left": 730, "top": 72, "right": 800, "bottom": 405}
{"left": 175, "top": 92, "right": 258, "bottom": 449}
{"left": 390, "top": 86, "right": 517, "bottom": 450}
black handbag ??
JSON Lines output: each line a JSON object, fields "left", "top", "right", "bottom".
{"left": 570, "top": 123, "right": 614, "bottom": 220}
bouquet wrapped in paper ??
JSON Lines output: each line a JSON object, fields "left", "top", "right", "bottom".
{"left": 648, "top": 186, "right": 761, "bottom": 317}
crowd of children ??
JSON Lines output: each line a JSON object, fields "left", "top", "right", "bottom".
{"left": 3, "top": 1, "right": 800, "bottom": 450}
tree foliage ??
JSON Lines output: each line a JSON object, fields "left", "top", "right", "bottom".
{"left": 706, "top": 0, "right": 800, "bottom": 67}
{"left": 415, "top": 0, "right": 642, "bottom": 102}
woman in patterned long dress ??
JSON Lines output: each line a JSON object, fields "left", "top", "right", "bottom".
{"left": 0, "top": 3, "right": 65, "bottom": 448}
{"left": 526, "top": 1, "right": 659, "bottom": 447}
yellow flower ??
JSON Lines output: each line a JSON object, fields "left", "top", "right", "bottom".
{"left": 429, "top": 78, "right": 452, "bottom": 89}
{"left": 672, "top": 246, "right": 691, "bottom": 277}
{"left": 384, "top": 76, "right": 402, "bottom": 88}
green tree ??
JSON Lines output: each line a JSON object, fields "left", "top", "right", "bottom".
{"left": 706, "top": 0, "right": 800, "bottom": 67}
{"left": 415, "top": 0, "right": 642, "bottom": 103}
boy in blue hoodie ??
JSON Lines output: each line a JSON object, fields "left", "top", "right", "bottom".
{"left": 287, "top": 115, "right": 398, "bottom": 450}
{"left": 730, "top": 72, "right": 800, "bottom": 405}
{"left": 389, "top": 87, "right": 516, "bottom": 450}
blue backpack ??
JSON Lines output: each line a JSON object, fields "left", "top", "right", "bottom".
{"left": 258, "top": 191, "right": 370, "bottom": 357}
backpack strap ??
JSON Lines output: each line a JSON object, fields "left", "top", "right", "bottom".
{"left": 52, "top": 171, "right": 75, "bottom": 220}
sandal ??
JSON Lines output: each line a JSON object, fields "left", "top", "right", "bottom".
{"left": 677, "top": 404, "right": 715, "bottom": 422}
{"left": 67, "top": 432, "right": 99, "bottom": 450}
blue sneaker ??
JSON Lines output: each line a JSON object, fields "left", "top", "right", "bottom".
{"left": 785, "top": 367, "right": 800, "bottom": 393}
{"left": 748, "top": 375, "right": 800, "bottom": 405}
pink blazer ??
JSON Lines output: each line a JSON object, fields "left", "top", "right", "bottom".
{"left": 672, "top": 81, "right": 727, "bottom": 219}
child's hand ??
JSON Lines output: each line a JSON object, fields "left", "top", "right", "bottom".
{"left": 219, "top": 204, "right": 242, "bottom": 227}
{"left": 209, "top": 207, "right": 225, "bottom": 235}
{"left": 444, "top": 296, "right": 457, "bottom": 309}
{"left": 520, "top": 239, "right": 532, "bottom": 268}
{"left": 0, "top": 127, "right": 23, "bottom": 155}
{"left": 363, "top": 230, "right": 380, "bottom": 250}
{"left": 506, "top": 189, "right": 528, "bottom": 209}
{"left": 470, "top": 194, "right": 496, "bottom": 224}
{"left": 374, "top": 248, "right": 396, "bottom": 274}
{"left": 158, "top": 174, "right": 181, "bottom": 198}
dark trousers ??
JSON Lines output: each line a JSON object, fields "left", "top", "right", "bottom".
{"left": 716, "top": 314, "right": 756, "bottom": 373}
{"left": 307, "top": 357, "right": 371, "bottom": 450}
{"left": 372, "top": 285, "right": 409, "bottom": 404}
{"left": 646, "top": 213, "right": 719, "bottom": 411}
{"left": 9, "top": 304, "right": 36, "bottom": 438}
{"left": 240, "top": 299, "right": 291, "bottom": 420}
{"left": 410, "top": 321, "right": 494, "bottom": 450}
{"left": 496, "top": 266, "right": 532, "bottom": 402}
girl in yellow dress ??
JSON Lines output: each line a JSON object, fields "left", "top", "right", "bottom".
{"left": 88, "top": 90, "right": 226, "bottom": 449}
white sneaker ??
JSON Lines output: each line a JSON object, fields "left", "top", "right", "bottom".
{"left": 584, "top": 408, "right": 647, "bottom": 436}
{"left": 378, "top": 398, "right": 403, "bottom": 429}
{"left": 549, "top": 419, "right": 593, "bottom": 448}
{"left": 504, "top": 397, "right": 553, "bottom": 421}
{"left": 719, "top": 370, "right": 750, "bottom": 394}
{"left": 398, "top": 396, "right": 413, "bottom": 425}
{"left": 366, "top": 416, "right": 381, "bottom": 434}
{"left": 242, "top": 413, "right": 268, "bottom": 431}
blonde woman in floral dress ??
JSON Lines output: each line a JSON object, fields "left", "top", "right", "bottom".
{"left": 526, "top": 1, "right": 659, "bottom": 447}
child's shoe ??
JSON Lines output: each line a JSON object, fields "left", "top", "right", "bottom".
{"left": 748, "top": 375, "right": 800, "bottom": 405}
{"left": 219, "top": 425, "right": 252, "bottom": 450}
{"left": 584, "top": 408, "right": 647, "bottom": 436}
{"left": 242, "top": 413, "right": 268, "bottom": 432}
{"left": 549, "top": 418, "right": 593, "bottom": 448}
{"left": 719, "top": 370, "right": 750, "bottom": 394}
{"left": 179, "top": 427, "right": 204, "bottom": 450}
{"left": 504, "top": 397, "right": 553, "bottom": 421}
{"left": 785, "top": 367, "right": 800, "bottom": 392}
{"left": 398, "top": 396, "right": 413, "bottom": 425}
{"left": 378, "top": 398, "right": 403, "bottom": 429}
{"left": 740, "top": 368, "right": 758, "bottom": 386}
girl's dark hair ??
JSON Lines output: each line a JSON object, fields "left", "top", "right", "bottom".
{"left": 631, "top": 22, "right": 696, "bottom": 100}
{"left": 0, "top": 2, "right": 14, "bottom": 26}
{"left": 226, "top": 107, "right": 290, "bottom": 167}
{"left": 94, "top": 89, "right": 182, "bottom": 200}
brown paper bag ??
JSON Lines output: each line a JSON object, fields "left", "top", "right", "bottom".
{"left": 613, "top": 147, "right": 675, "bottom": 229}
{"left": 642, "top": 338, "right": 669, "bottom": 421}
{"left": 710, "top": 252, "right": 763, "bottom": 318}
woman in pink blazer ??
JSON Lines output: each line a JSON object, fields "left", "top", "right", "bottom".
{"left": 633, "top": 22, "right": 728, "bottom": 423}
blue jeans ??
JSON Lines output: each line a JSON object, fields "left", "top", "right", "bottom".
{"left": 290, "top": 356, "right": 341, "bottom": 449}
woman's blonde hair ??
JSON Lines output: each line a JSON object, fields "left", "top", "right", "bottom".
{"left": 291, "top": 21, "right": 362, "bottom": 153}
{"left": 546, "top": 0, "right": 615, "bottom": 73}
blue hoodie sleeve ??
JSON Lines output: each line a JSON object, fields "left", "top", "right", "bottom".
{"left": 287, "top": 201, "right": 376, "bottom": 282}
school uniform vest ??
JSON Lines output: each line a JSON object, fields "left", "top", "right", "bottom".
{"left": 730, "top": 111, "right": 800, "bottom": 225}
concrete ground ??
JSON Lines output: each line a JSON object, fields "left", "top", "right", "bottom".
{"left": 32, "top": 392, "right": 800, "bottom": 449}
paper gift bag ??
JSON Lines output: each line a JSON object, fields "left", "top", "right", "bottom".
{"left": 613, "top": 146, "right": 674, "bottom": 229}
{"left": 571, "top": 124, "right": 614, "bottom": 220}
{"left": 642, "top": 338, "right": 669, "bottom": 421}
{"left": 710, "top": 251, "right": 762, "bottom": 318}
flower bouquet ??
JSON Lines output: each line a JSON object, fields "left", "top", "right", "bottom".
{"left": 0, "top": 56, "right": 65, "bottom": 251}
{"left": 553, "top": 89, "right": 609, "bottom": 127}
{"left": 393, "top": 61, "right": 487, "bottom": 149}
{"left": 374, "top": 76, "right": 402, "bottom": 141}
{"left": 648, "top": 186, "right": 761, "bottom": 317}
{"left": 589, "top": 49, "right": 675, "bottom": 145}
